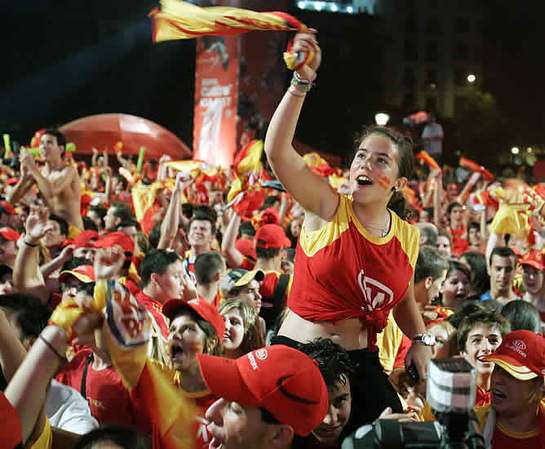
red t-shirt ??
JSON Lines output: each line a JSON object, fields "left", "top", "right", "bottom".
{"left": 56, "top": 348, "right": 148, "bottom": 432}
{"left": 288, "top": 195, "right": 419, "bottom": 350}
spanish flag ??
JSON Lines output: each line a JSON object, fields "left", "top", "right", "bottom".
{"left": 150, "top": 0, "right": 306, "bottom": 42}
{"left": 416, "top": 150, "right": 441, "bottom": 173}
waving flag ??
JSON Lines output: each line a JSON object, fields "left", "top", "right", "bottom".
{"left": 416, "top": 150, "right": 441, "bottom": 173}
{"left": 460, "top": 157, "right": 494, "bottom": 182}
{"left": 150, "top": 0, "right": 307, "bottom": 42}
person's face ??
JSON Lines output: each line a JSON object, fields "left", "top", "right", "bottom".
{"left": 312, "top": 377, "right": 351, "bottom": 445}
{"left": 73, "top": 246, "right": 96, "bottom": 263}
{"left": 206, "top": 399, "right": 270, "bottom": 449}
{"left": 441, "top": 270, "right": 471, "bottom": 309}
{"left": 289, "top": 219, "right": 301, "bottom": 238}
{"left": 61, "top": 278, "right": 93, "bottom": 308}
{"left": 154, "top": 260, "right": 186, "bottom": 301}
{"left": 104, "top": 207, "right": 119, "bottom": 231}
{"left": 238, "top": 280, "right": 262, "bottom": 312}
{"left": 428, "top": 270, "right": 447, "bottom": 304}
{"left": 447, "top": 184, "right": 458, "bottom": 198}
{"left": 349, "top": 134, "right": 403, "bottom": 204}
{"left": 86, "top": 210, "right": 103, "bottom": 231}
{"left": 167, "top": 312, "right": 207, "bottom": 371}
{"left": 449, "top": 206, "right": 464, "bottom": 225}
{"left": 222, "top": 309, "right": 245, "bottom": 354}
{"left": 491, "top": 367, "right": 544, "bottom": 418}
{"left": 42, "top": 220, "right": 65, "bottom": 248}
{"left": 118, "top": 225, "right": 138, "bottom": 246}
{"left": 436, "top": 236, "right": 451, "bottom": 257}
{"left": 522, "top": 265, "right": 545, "bottom": 295}
{"left": 0, "top": 238, "right": 17, "bottom": 264}
{"left": 463, "top": 323, "right": 502, "bottom": 377}
{"left": 490, "top": 255, "right": 516, "bottom": 293}
{"left": 39, "top": 133, "right": 62, "bottom": 161}
{"left": 428, "top": 324, "right": 451, "bottom": 359}
{"left": 188, "top": 219, "right": 213, "bottom": 249}
{"left": 419, "top": 210, "right": 430, "bottom": 223}
{"left": 468, "top": 227, "right": 481, "bottom": 246}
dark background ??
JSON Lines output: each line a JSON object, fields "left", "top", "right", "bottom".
{"left": 2, "top": 0, "right": 545, "bottom": 170}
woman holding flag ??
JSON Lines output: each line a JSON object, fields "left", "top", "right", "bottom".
{"left": 264, "top": 30, "right": 431, "bottom": 424}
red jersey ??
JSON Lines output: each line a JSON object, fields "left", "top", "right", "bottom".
{"left": 288, "top": 195, "right": 419, "bottom": 350}
{"left": 56, "top": 348, "right": 147, "bottom": 432}
{"left": 135, "top": 290, "right": 169, "bottom": 338}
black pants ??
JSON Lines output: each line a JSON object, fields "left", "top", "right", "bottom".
{"left": 270, "top": 335, "right": 403, "bottom": 433}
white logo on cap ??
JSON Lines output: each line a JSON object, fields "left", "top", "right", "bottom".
{"left": 255, "top": 348, "right": 268, "bottom": 360}
{"left": 189, "top": 298, "right": 199, "bottom": 306}
{"left": 507, "top": 339, "right": 528, "bottom": 358}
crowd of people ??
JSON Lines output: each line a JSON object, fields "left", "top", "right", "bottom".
{"left": 1, "top": 30, "right": 545, "bottom": 449}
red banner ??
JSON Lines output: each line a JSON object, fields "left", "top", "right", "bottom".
{"left": 193, "top": 35, "right": 239, "bottom": 168}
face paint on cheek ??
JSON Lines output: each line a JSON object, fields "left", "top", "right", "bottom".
{"left": 376, "top": 173, "right": 392, "bottom": 190}
{"left": 189, "top": 341, "right": 203, "bottom": 353}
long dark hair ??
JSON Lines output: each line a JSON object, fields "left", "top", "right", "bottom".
{"left": 352, "top": 126, "right": 415, "bottom": 219}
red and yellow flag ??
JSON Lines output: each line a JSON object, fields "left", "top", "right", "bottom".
{"left": 150, "top": 0, "right": 306, "bottom": 42}
{"left": 416, "top": 150, "right": 441, "bottom": 173}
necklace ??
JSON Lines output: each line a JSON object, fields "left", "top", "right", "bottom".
{"left": 363, "top": 212, "right": 391, "bottom": 238}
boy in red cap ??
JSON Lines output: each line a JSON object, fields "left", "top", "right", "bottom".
{"left": 200, "top": 344, "right": 328, "bottom": 449}
{"left": 253, "top": 224, "right": 293, "bottom": 330}
{"left": 520, "top": 250, "right": 545, "bottom": 322}
{"left": 475, "top": 330, "right": 545, "bottom": 448}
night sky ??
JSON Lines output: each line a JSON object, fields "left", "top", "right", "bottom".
{"left": 2, "top": 0, "right": 545, "bottom": 169}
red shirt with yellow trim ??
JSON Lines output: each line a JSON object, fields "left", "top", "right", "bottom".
{"left": 288, "top": 195, "right": 419, "bottom": 350}
{"left": 475, "top": 401, "right": 545, "bottom": 449}
{"left": 135, "top": 290, "right": 169, "bottom": 338}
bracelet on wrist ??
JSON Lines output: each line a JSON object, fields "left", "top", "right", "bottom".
{"left": 290, "top": 71, "right": 315, "bottom": 93}
{"left": 287, "top": 86, "right": 307, "bottom": 97}
{"left": 39, "top": 334, "right": 68, "bottom": 363}
{"left": 24, "top": 240, "right": 39, "bottom": 247}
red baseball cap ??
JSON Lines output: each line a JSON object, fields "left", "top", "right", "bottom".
{"left": 520, "top": 250, "right": 545, "bottom": 271}
{"left": 73, "top": 230, "right": 99, "bottom": 249}
{"left": 198, "top": 345, "right": 328, "bottom": 436}
{"left": 0, "top": 227, "right": 20, "bottom": 242}
{"left": 163, "top": 297, "right": 225, "bottom": 344}
{"left": 483, "top": 330, "right": 545, "bottom": 380}
{"left": 235, "top": 238, "right": 257, "bottom": 262}
{"left": 0, "top": 201, "right": 15, "bottom": 214}
{"left": 59, "top": 265, "right": 95, "bottom": 283}
{"left": 94, "top": 232, "right": 134, "bottom": 257}
{"left": 255, "top": 224, "right": 290, "bottom": 249}
{"left": 0, "top": 391, "right": 22, "bottom": 449}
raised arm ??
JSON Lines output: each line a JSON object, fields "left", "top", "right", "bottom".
{"left": 7, "top": 152, "right": 35, "bottom": 205}
{"left": 13, "top": 206, "right": 51, "bottom": 303}
{"left": 221, "top": 210, "right": 244, "bottom": 268}
{"left": 158, "top": 173, "right": 191, "bottom": 249}
{"left": 264, "top": 30, "right": 338, "bottom": 221}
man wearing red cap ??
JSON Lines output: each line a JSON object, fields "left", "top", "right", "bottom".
{"left": 475, "top": 330, "right": 545, "bottom": 448}
{"left": 200, "top": 345, "right": 328, "bottom": 449}
{"left": 0, "top": 227, "right": 20, "bottom": 268}
{"left": 520, "top": 250, "right": 545, "bottom": 322}
{"left": 8, "top": 129, "right": 84, "bottom": 231}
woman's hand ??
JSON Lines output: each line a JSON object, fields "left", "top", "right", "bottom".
{"left": 293, "top": 29, "right": 321, "bottom": 81}
{"left": 405, "top": 342, "right": 432, "bottom": 391}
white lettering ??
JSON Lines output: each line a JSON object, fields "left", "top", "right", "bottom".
{"left": 248, "top": 352, "right": 258, "bottom": 370}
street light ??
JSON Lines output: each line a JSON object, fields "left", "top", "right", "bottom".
{"left": 375, "top": 112, "right": 390, "bottom": 126}
{"left": 511, "top": 146, "right": 520, "bottom": 155}
{"left": 467, "top": 74, "right": 476, "bottom": 83}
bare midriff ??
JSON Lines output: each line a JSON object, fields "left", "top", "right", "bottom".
{"left": 277, "top": 308, "right": 368, "bottom": 351}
